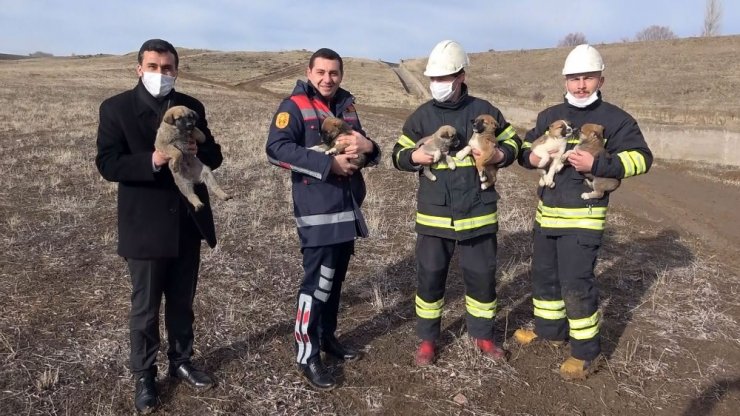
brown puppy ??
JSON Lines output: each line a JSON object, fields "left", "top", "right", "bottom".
{"left": 562, "top": 123, "right": 621, "bottom": 199}
{"left": 530, "top": 119, "right": 574, "bottom": 188}
{"left": 155, "top": 105, "right": 231, "bottom": 211}
{"left": 308, "top": 117, "right": 366, "bottom": 167}
{"left": 415, "top": 125, "right": 458, "bottom": 181}
{"left": 457, "top": 114, "right": 499, "bottom": 190}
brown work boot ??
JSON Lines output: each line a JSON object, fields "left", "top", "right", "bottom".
{"left": 513, "top": 328, "right": 566, "bottom": 347}
{"left": 414, "top": 340, "right": 436, "bottom": 366}
{"left": 559, "top": 355, "right": 601, "bottom": 380}
{"left": 474, "top": 338, "right": 508, "bottom": 361}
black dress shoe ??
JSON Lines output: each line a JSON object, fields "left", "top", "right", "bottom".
{"left": 322, "top": 335, "right": 360, "bottom": 361}
{"left": 169, "top": 363, "right": 215, "bottom": 390}
{"left": 134, "top": 375, "right": 158, "bottom": 414}
{"left": 298, "top": 357, "right": 336, "bottom": 391}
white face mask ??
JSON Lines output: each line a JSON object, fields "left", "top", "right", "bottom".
{"left": 141, "top": 71, "right": 176, "bottom": 98}
{"left": 430, "top": 80, "right": 456, "bottom": 102}
{"left": 565, "top": 90, "right": 599, "bottom": 108}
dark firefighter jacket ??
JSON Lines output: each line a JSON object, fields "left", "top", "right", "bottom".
{"left": 266, "top": 80, "right": 380, "bottom": 248}
{"left": 518, "top": 93, "right": 653, "bottom": 240}
{"left": 392, "top": 84, "right": 521, "bottom": 241}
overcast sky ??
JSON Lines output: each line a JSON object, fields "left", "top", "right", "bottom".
{"left": 1, "top": 0, "right": 737, "bottom": 61}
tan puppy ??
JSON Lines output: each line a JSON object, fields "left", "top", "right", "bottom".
{"left": 308, "top": 117, "right": 366, "bottom": 167}
{"left": 457, "top": 114, "right": 499, "bottom": 190}
{"left": 562, "top": 123, "right": 621, "bottom": 199}
{"left": 155, "top": 105, "right": 231, "bottom": 211}
{"left": 415, "top": 125, "right": 458, "bottom": 181}
{"left": 530, "top": 119, "right": 574, "bottom": 188}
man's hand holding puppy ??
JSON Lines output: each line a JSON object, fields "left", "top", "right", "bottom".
{"left": 153, "top": 139, "right": 198, "bottom": 168}
{"left": 331, "top": 131, "right": 371, "bottom": 176}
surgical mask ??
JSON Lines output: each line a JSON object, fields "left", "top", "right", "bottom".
{"left": 565, "top": 90, "right": 599, "bottom": 108}
{"left": 430, "top": 80, "right": 456, "bottom": 102}
{"left": 141, "top": 71, "right": 176, "bottom": 98}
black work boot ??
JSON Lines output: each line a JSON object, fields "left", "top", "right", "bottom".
{"left": 134, "top": 374, "right": 158, "bottom": 414}
{"left": 298, "top": 356, "right": 336, "bottom": 391}
{"left": 322, "top": 335, "right": 360, "bottom": 361}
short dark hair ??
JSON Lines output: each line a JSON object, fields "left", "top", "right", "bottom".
{"left": 309, "top": 48, "right": 343, "bottom": 74}
{"left": 138, "top": 39, "right": 179, "bottom": 69}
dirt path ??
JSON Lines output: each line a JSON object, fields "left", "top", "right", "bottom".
{"left": 609, "top": 164, "right": 740, "bottom": 274}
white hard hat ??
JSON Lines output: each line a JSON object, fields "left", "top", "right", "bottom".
{"left": 423, "top": 40, "right": 469, "bottom": 77}
{"left": 562, "top": 44, "right": 605, "bottom": 75}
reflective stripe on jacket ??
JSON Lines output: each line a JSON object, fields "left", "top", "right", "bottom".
{"left": 519, "top": 94, "right": 653, "bottom": 239}
{"left": 266, "top": 80, "right": 377, "bottom": 247}
{"left": 391, "top": 85, "right": 521, "bottom": 241}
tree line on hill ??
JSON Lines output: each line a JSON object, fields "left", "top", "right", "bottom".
{"left": 558, "top": 0, "right": 723, "bottom": 47}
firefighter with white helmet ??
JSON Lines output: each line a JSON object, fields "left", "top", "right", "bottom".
{"left": 516, "top": 44, "right": 653, "bottom": 379}
{"left": 392, "top": 40, "right": 522, "bottom": 366}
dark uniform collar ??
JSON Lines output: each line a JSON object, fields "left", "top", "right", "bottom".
{"left": 135, "top": 80, "right": 175, "bottom": 121}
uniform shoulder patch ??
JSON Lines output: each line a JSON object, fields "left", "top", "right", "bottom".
{"left": 275, "top": 112, "right": 290, "bottom": 129}
{"left": 345, "top": 104, "right": 356, "bottom": 113}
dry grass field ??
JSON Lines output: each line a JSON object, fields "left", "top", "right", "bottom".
{"left": 1, "top": 35, "right": 739, "bottom": 415}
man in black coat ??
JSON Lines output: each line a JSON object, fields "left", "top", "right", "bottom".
{"left": 95, "top": 39, "right": 223, "bottom": 413}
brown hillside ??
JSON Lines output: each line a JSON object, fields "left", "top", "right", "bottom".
{"left": 402, "top": 35, "right": 740, "bottom": 130}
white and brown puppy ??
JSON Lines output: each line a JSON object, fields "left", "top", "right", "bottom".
{"left": 308, "top": 117, "right": 366, "bottom": 167}
{"left": 561, "top": 123, "right": 621, "bottom": 199}
{"left": 415, "top": 125, "right": 459, "bottom": 181}
{"left": 530, "top": 119, "right": 574, "bottom": 188}
{"left": 155, "top": 105, "right": 231, "bottom": 211}
{"left": 456, "top": 114, "right": 499, "bottom": 190}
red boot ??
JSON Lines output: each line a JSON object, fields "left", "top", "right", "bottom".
{"left": 475, "top": 338, "right": 508, "bottom": 361}
{"left": 415, "top": 340, "right": 436, "bottom": 366}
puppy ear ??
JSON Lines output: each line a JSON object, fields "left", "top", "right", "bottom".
{"left": 163, "top": 109, "right": 175, "bottom": 125}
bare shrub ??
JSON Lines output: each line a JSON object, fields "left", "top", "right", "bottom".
{"left": 558, "top": 32, "right": 588, "bottom": 47}
{"left": 702, "top": 0, "right": 722, "bottom": 36}
{"left": 532, "top": 91, "right": 545, "bottom": 104}
{"left": 635, "top": 25, "right": 677, "bottom": 41}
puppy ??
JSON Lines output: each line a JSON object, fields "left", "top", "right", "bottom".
{"left": 561, "top": 123, "right": 621, "bottom": 200}
{"left": 456, "top": 114, "right": 499, "bottom": 190}
{"left": 530, "top": 119, "right": 574, "bottom": 188}
{"left": 415, "top": 125, "right": 458, "bottom": 181}
{"left": 308, "top": 117, "right": 366, "bottom": 167}
{"left": 155, "top": 105, "right": 231, "bottom": 211}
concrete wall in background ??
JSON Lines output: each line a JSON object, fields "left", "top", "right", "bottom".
{"left": 494, "top": 105, "right": 740, "bottom": 167}
{"left": 642, "top": 126, "right": 740, "bottom": 167}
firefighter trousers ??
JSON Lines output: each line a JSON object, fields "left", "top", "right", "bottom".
{"left": 415, "top": 233, "right": 498, "bottom": 341}
{"left": 294, "top": 241, "right": 353, "bottom": 364}
{"left": 531, "top": 230, "right": 601, "bottom": 360}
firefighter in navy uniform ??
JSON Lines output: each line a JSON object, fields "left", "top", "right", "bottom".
{"left": 392, "top": 40, "right": 521, "bottom": 366}
{"left": 266, "top": 48, "right": 380, "bottom": 390}
{"left": 515, "top": 44, "right": 653, "bottom": 380}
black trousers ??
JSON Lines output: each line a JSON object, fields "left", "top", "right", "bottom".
{"left": 531, "top": 231, "right": 601, "bottom": 360}
{"left": 126, "top": 234, "right": 201, "bottom": 377}
{"left": 294, "top": 241, "right": 353, "bottom": 364}
{"left": 415, "top": 233, "right": 498, "bottom": 341}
